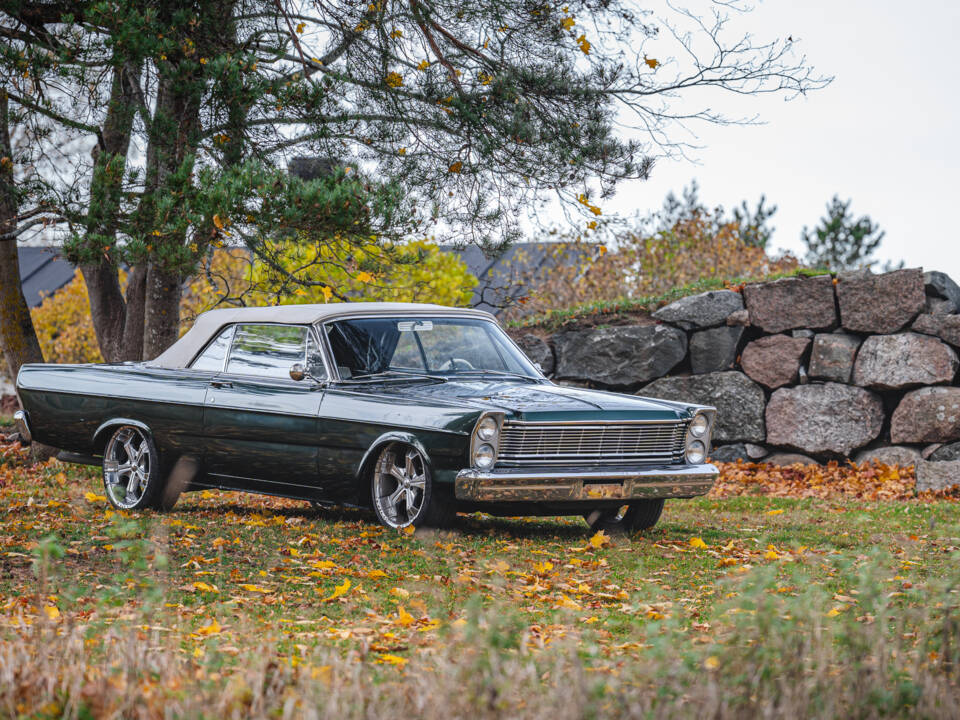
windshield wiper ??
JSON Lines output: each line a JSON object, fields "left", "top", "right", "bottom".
{"left": 341, "top": 370, "right": 447, "bottom": 384}
{"left": 447, "top": 369, "right": 541, "bottom": 383}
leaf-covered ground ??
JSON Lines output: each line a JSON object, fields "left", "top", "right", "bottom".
{"left": 2, "top": 437, "right": 959, "bottom": 718}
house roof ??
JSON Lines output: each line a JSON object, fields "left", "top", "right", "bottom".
{"left": 146, "top": 302, "right": 494, "bottom": 369}
{"left": 18, "top": 247, "right": 77, "bottom": 308}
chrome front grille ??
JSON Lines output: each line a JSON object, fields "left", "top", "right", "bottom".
{"left": 497, "top": 421, "right": 688, "bottom": 467}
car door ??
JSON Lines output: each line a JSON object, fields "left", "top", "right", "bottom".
{"left": 200, "top": 323, "right": 327, "bottom": 497}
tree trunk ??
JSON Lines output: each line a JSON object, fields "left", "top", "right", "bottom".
{"left": 121, "top": 264, "right": 147, "bottom": 362}
{"left": 81, "top": 62, "right": 139, "bottom": 362}
{"left": 81, "top": 260, "right": 127, "bottom": 362}
{"left": 142, "top": 263, "right": 181, "bottom": 360}
{"left": 0, "top": 91, "right": 45, "bottom": 383}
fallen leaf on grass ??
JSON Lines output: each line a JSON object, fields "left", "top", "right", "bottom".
{"left": 322, "top": 579, "right": 351, "bottom": 602}
{"left": 689, "top": 537, "right": 708, "bottom": 550}
{"left": 239, "top": 584, "right": 271, "bottom": 594}
{"left": 83, "top": 492, "right": 106, "bottom": 503}
{"left": 195, "top": 619, "right": 222, "bottom": 636}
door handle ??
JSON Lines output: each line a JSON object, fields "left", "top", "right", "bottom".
{"left": 211, "top": 380, "right": 233, "bottom": 389}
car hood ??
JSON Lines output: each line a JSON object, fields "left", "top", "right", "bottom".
{"left": 357, "top": 380, "right": 697, "bottom": 423}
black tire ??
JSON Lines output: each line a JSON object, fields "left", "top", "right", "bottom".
{"left": 102, "top": 425, "right": 164, "bottom": 511}
{"left": 370, "top": 443, "right": 455, "bottom": 529}
{"left": 584, "top": 499, "right": 665, "bottom": 534}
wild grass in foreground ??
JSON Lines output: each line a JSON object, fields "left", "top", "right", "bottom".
{"left": 2, "top": 451, "right": 960, "bottom": 718}
{"left": 3, "top": 554, "right": 959, "bottom": 719}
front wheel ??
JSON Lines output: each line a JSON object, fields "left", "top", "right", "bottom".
{"left": 370, "top": 443, "right": 455, "bottom": 529}
{"left": 102, "top": 425, "right": 163, "bottom": 510}
{"left": 584, "top": 499, "right": 665, "bottom": 535}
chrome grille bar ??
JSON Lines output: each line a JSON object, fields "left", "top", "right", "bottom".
{"left": 497, "top": 421, "right": 688, "bottom": 467}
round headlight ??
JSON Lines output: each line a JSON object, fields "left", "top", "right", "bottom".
{"left": 477, "top": 416, "right": 499, "bottom": 442}
{"left": 689, "top": 414, "right": 709, "bottom": 438}
{"left": 474, "top": 443, "right": 496, "bottom": 470}
{"left": 686, "top": 440, "right": 706, "bottom": 465}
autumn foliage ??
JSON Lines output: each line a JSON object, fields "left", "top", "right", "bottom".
{"left": 29, "top": 242, "right": 475, "bottom": 365}
{"left": 503, "top": 209, "right": 801, "bottom": 321}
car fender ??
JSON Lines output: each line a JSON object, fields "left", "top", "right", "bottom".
{"left": 356, "top": 431, "right": 434, "bottom": 484}
{"left": 92, "top": 418, "right": 153, "bottom": 453}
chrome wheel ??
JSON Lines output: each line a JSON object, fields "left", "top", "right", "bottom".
{"left": 372, "top": 444, "right": 427, "bottom": 528}
{"left": 103, "top": 427, "right": 152, "bottom": 509}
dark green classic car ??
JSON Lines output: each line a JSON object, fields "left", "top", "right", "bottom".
{"left": 15, "top": 303, "right": 718, "bottom": 532}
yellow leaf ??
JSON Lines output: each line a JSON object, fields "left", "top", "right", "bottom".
{"left": 576, "top": 34, "right": 591, "bottom": 55}
{"left": 84, "top": 492, "right": 106, "bottom": 503}
{"left": 196, "top": 619, "right": 222, "bottom": 636}
{"left": 295, "top": 22, "right": 306, "bottom": 33}
{"left": 321, "top": 286, "right": 333, "bottom": 302}
{"left": 398, "top": 147, "right": 407, "bottom": 155}
{"left": 212, "top": 214, "right": 224, "bottom": 230}
{"left": 532, "top": 561, "right": 554, "bottom": 573}
{"left": 356, "top": 271, "right": 373, "bottom": 283}
{"left": 312, "top": 559, "right": 337, "bottom": 569}
{"left": 322, "top": 579, "right": 351, "bottom": 602}
{"left": 556, "top": 594, "right": 582, "bottom": 611}
{"left": 385, "top": 71, "right": 403, "bottom": 88}
{"left": 401, "top": 525, "right": 416, "bottom": 536}
{"left": 376, "top": 653, "right": 408, "bottom": 666}
{"left": 395, "top": 606, "right": 415, "bottom": 627}
{"left": 448, "top": 160, "right": 463, "bottom": 174}
{"left": 644, "top": 56, "right": 659, "bottom": 69}
{"left": 417, "top": 60, "right": 430, "bottom": 71}
{"left": 588, "top": 531, "right": 610, "bottom": 549}
{"left": 764, "top": 550, "right": 779, "bottom": 560}
{"left": 561, "top": 16, "right": 575, "bottom": 30}
{"left": 239, "top": 584, "right": 270, "bottom": 593}
{"left": 192, "top": 581, "right": 219, "bottom": 594}
{"left": 766, "top": 509, "right": 784, "bottom": 516}
{"left": 44, "top": 605, "right": 60, "bottom": 621}
{"left": 826, "top": 607, "right": 842, "bottom": 617}
{"left": 704, "top": 655, "right": 720, "bottom": 670}
{"left": 689, "top": 537, "right": 708, "bottom": 550}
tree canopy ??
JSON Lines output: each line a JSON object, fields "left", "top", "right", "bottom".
{"left": 1, "top": 0, "right": 829, "bottom": 364}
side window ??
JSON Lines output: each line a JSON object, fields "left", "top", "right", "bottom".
{"left": 226, "top": 324, "right": 309, "bottom": 379}
{"left": 191, "top": 326, "right": 235, "bottom": 371}
{"left": 391, "top": 330, "right": 426, "bottom": 370}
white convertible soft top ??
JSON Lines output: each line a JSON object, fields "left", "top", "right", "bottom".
{"left": 146, "top": 302, "right": 494, "bottom": 369}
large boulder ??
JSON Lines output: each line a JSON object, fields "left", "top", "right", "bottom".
{"left": 890, "top": 387, "right": 960, "bottom": 444}
{"left": 641, "top": 371, "right": 765, "bottom": 444}
{"left": 553, "top": 324, "right": 686, "bottom": 387}
{"left": 836, "top": 268, "right": 925, "bottom": 334}
{"left": 742, "top": 275, "right": 837, "bottom": 333}
{"left": 924, "top": 270, "right": 960, "bottom": 313}
{"left": 740, "top": 335, "right": 811, "bottom": 389}
{"left": 765, "top": 383, "right": 884, "bottom": 456}
{"left": 808, "top": 333, "right": 861, "bottom": 383}
{"left": 929, "top": 441, "right": 960, "bottom": 462}
{"left": 765, "top": 452, "right": 819, "bottom": 466}
{"left": 852, "top": 333, "right": 958, "bottom": 390}
{"left": 652, "top": 290, "right": 744, "bottom": 330}
{"left": 514, "top": 333, "right": 555, "bottom": 375}
{"left": 689, "top": 326, "right": 744, "bottom": 374}
{"left": 853, "top": 446, "right": 923, "bottom": 467}
{"left": 709, "top": 443, "right": 749, "bottom": 462}
{"left": 912, "top": 313, "right": 960, "bottom": 348}
{"left": 915, "top": 460, "right": 960, "bottom": 492}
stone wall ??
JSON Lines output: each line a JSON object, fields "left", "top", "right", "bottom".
{"left": 510, "top": 268, "right": 960, "bottom": 491}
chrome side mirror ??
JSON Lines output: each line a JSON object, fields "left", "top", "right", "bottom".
{"left": 289, "top": 364, "right": 307, "bottom": 381}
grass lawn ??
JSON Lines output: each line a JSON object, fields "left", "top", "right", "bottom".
{"left": 2, "top": 452, "right": 959, "bottom": 718}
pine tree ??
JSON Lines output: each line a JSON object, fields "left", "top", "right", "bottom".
{"left": 802, "top": 196, "right": 885, "bottom": 271}
{"left": 2, "top": 0, "right": 830, "bottom": 361}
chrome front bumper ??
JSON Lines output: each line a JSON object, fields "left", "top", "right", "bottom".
{"left": 454, "top": 464, "right": 719, "bottom": 503}
{"left": 13, "top": 410, "right": 32, "bottom": 445}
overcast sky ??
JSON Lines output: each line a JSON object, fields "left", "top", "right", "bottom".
{"left": 605, "top": 0, "right": 960, "bottom": 279}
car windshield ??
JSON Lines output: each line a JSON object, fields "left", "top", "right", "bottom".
{"left": 324, "top": 316, "right": 541, "bottom": 380}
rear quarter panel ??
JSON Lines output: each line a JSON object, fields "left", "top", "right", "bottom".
{"left": 16, "top": 364, "right": 208, "bottom": 459}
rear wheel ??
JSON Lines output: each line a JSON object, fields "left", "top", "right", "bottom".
{"left": 370, "top": 443, "right": 455, "bottom": 529}
{"left": 584, "top": 500, "right": 665, "bottom": 534}
{"left": 102, "top": 426, "right": 163, "bottom": 510}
